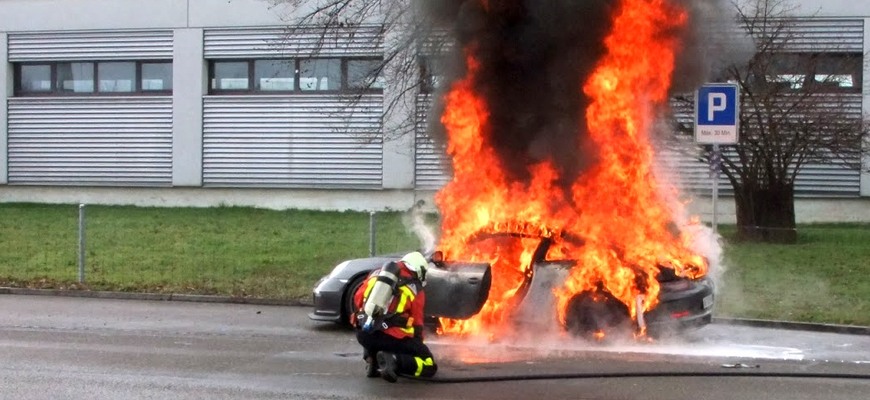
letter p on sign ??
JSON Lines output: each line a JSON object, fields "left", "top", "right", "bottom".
{"left": 695, "top": 83, "right": 739, "bottom": 144}
{"left": 708, "top": 93, "right": 728, "bottom": 122}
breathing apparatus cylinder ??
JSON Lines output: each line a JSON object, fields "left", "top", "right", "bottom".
{"left": 362, "top": 261, "right": 402, "bottom": 331}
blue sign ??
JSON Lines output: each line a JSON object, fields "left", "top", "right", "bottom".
{"left": 695, "top": 83, "right": 740, "bottom": 144}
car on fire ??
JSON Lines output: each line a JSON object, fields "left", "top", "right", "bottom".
{"left": 309, "top": 231, "right": 714, "bottom": 338}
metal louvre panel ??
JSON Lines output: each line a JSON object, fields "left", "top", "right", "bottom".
{"left": 202, "top": 95, "right": 383, "bottom": 188}
{"left": 203, "top": 26, "right": 384, "bottom": 59}
{"left": 761, "top": 18, "right": 864, "bottom": 52}
{"left": 657, "top": 149, "right": 860, "bottom": 197}
{"left": 7, "top": 97, "right": 173, "bottom": 186}
{"left": 665, "top": 93, "right": 862, "bottom": 197}
{"left": 7, "top": 30, "right": 173, "bottom": 61}
{"left": 414, "top": 93, "right": 451, "bottom": 189}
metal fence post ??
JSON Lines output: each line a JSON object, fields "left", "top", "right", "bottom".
{"left": 369, "top": 211, "right": 376, "bottom": 257}
{"left": 78, "top": 203, "right": 86, "bottom": 283}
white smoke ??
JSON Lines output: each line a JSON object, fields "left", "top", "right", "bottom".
{"left": 651, "top": 135, "right": 727, "bottom": 292}
{"left": 402, "top": 200, "right": 439, "bottom": 254}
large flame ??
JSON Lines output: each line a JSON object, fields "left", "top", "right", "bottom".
{"left": 435, "top": 0, "right": 708, "bottom": 337}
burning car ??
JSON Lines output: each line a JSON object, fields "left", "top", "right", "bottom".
{"left": 502, "top": 232, "right": 714, "bottom": 338}
{"left": 310, "top": 229, "right": 714, "bottom": 339}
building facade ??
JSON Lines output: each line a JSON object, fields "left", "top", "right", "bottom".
{"left": 0, "top": 0, "right": 869, "bottom": 222}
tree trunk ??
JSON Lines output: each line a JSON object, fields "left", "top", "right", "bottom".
{"left": 733, "top": 180, "right": 797, "bottom": 243}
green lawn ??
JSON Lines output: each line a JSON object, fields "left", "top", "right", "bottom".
{"left": 716, "top": 224, "right": 870, "bottom": 326}
{"left": 0, "top": 203, "right": 867, "bottom": 326}
{"left": 0, "top": 204, "right": 420, "bottom": 300}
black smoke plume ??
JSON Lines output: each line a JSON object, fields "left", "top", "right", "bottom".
{"left": 455, "top": 0, "right": 616, "bottom": 187}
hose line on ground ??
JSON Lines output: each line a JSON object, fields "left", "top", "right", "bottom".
{"left": 404, "top": 371, "right": 870, "bottom": 384}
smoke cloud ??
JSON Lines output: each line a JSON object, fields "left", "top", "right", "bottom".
{"left": 671, "top": 0, "right": 755, "bottom": 93}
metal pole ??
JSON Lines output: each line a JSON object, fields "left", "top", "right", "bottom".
{"left": 712, "top": 144, "right": 720, "bottom": 234}
{"left": 78, "top": 203, "right": 86, "bottom": 283}
{"left": 369, "top": 211, "right": 376, "bottom": 257}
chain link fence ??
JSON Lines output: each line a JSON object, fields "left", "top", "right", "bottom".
{"left": 0, "top": 203, "right": 429, "bottom": 301}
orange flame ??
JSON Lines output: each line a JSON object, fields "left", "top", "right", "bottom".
{"left": 436, "top": 0, "right": 707, "bottom": 337}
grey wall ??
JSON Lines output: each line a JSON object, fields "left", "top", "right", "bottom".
{"left": 796, "top": 1, "right": 870, "bottom": 195}
{"left": 0, "top": 0, "right": 299, "bottom": 31}
{"left": 806, "top": 0, "right": 870, "bottom": 196}
{"left": 172, "top": 29, "right": 205, "bottom": 187}
{"left": 189, "top": 0, "right": 295, "bottom": 27}
{"left": 382, "top": 132, "right": 415, "bottom": 189}
{"left": 0, "top": 0, "right": 187, "bottom": 31}
{"left": 803, "top": 0, "right": 870, "bottom": 17}
{"left": 0, "top": 0, "right": 337, "bottom": 31}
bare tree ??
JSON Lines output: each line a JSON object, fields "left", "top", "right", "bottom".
{"left": 674, "top": 0, "right": 868, "bottom": 243}
{"left": 271, "top": 0, "right": 453, "bottom": 143}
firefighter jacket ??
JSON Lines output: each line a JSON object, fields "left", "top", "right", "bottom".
{"left": 353, "top": 262, "right": 426, "bottom": 340}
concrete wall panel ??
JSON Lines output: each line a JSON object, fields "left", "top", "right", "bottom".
{"left": 172, "top": 28, "right": 205, "bottom": 187}
{"left": 797, "top": 0, "right": 870, "bottom": 17}
{"left": 0, "top": 0, "right": 187, "bottom": 31}
{"left": 189, "top": 0, "right": 297, "bottom": 28}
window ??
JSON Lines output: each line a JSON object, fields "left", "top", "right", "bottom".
{"left": 761, "top": 52, "right": 862, "bottom": 93}
{"left": 99, "top": 62, "right": 135, "bottom": 92}
{"left": 14, "top": 61, "right": 173, "bottom": 96}
{"left": 810, "top": 54, "right": 862, "bottom": 91}
{"left": 211, "top": 61, "right": 250, "bottom": 91}
{"left": 57, "top": 62, "right": 95, "bottom": 93}
{"left": 255, "top": 59, "right": 296, "bottom": 91}
{"left": 19, "top": 64, "right": 52, "bottom": 92}
{"left": 300, "top": 59, "right": 341, "bottom": 91}
{"left": 207, "top": 58, "right": 384, "bottom": 94}
{"left": 141, "top": 62, "right": 173, "bottom": 91}
{"left": 419, "top": 56, "right": 446, "bottom": 93}
{"left": 347, "top": 59, "right": 385, "bottom": 90}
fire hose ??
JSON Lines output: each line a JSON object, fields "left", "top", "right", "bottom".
{"left": 403, "top": 370, "right": 870, "bottom": 384}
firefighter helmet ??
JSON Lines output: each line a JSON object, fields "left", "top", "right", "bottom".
{"left": 401, "top": 251, "right": 428, "bottom": 283}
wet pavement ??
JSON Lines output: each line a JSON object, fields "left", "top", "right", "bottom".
{"left": 1, "top": 295, "right": 868, "bottom": 399}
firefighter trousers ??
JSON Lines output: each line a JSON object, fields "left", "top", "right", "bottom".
{"left": 356, "top": 330, "right": 438, "bottom": 378}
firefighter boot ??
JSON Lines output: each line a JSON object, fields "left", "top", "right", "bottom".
{"left": 364, "top": 355, "right": 380, "bottom": 378}
{"left": 376, "top": 352, "right": 399, "bottom": 383}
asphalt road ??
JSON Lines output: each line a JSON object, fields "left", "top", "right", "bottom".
{"left": 1, "top": 295, "right": 868, "bottom": 399}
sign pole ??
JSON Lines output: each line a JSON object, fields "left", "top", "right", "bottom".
{"left": 711, "top": 145, "right": 720, "bottom": 234}
{"left": 695, "top": 83, "right": 739, "bottom": 234}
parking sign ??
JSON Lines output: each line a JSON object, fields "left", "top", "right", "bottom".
{"left": 695, "top": 83, "right": 740, "bottom": 144}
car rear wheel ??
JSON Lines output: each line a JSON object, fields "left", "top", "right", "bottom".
{"left": 342, "top": 274, "right": 367, "bottom": 327}
{"left": 563, "top": 291, "right": 632, "bottom": 340}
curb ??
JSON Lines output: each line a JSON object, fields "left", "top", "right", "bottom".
{"left": 712, "top": 317, "right": 870, "bottom": 336}
{"left": 2, "top": 287, "right": 868, "bottom": 336}
{"left": 0, "top": 287, "right": 308, "bottom": 307}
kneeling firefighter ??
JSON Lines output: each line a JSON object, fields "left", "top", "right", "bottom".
{"left": 352, "top": 251, "right": 437, "bottom": 382}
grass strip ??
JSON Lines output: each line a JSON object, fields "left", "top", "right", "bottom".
{"left": 0, "top": 204, "right": 867, "bottom": 326}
